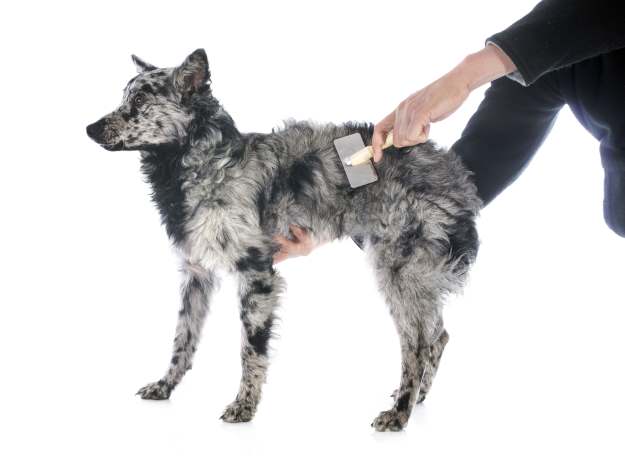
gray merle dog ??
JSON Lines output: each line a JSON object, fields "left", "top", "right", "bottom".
{"left": 86, "top": 49, "right": 481, "bottom": 431}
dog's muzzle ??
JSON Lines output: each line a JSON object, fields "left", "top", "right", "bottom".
{"left": 86, "top": 118, "right": 123, "bottom": 150}
{"left": 86, "top": 118, "right": 107, "bottom": 141}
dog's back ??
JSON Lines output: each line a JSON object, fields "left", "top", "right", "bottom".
{"left": 246, "top": 121, "right": 481, "bottom": 268}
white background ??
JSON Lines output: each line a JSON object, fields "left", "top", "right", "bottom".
{"left": 1, "top": 1, "right": 624, "bottom": 455}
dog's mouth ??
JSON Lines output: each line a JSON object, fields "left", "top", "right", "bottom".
{"left": 101, "top": 140, "right": 125, "bottom": 151}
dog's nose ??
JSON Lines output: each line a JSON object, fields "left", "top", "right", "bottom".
{"left": 86, "top": 119, "right": 106, "bottom": 140}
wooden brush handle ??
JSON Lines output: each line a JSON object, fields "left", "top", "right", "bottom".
{"left": 346, "top": 131, "right": 394, "bottom": 166}
{"left": 381, "top": 131, "right": 394, "bottom": 149}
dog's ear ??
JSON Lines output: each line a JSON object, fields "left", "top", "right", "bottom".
{"left": 131, "top": 54, "right": 157, "bottom": 73}
{"left": 173, "top": 49, "right": 210, "bottom": 96}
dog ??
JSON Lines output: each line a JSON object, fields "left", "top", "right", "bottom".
{"left": 86, "top": 49, "right": 481, "bottom": 431}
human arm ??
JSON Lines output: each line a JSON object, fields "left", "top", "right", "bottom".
{"left": 373, "top": 0, "right": 625, "bottom": 159}
{"left": 487, "top": 0, "right": 625, "bottom": 87}
{"left": 372, "top": 44, "right": 516, "bottom": 160}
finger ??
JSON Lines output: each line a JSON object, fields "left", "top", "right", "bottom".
{"left": 274, "top": 234, "right": 289, "bottom": 245}
{"left": 374, "top": 111, "right": 395, "bottom": 133}
{"left": 372, "top": 136, "right": 388, "bottom": 161}
{"left": 403, "top": 118, "right": 427, "bottom": 145}
{"left": 372, "top": 112, "right": 394, "bottom": 162}
{"left": 415, "top": 123, "right": 430, "bottom": 144}
{"left": 392, "top": 106, "right": 404, "bottom": 148}
{"left": 405, "top": 122, "right": 429, "bottom": 145}
{"left": 394, "top": 103, "right": 414, "bottom": 148}
{"left": 273, "top": 250, "right": 288, "bottom": 264}
{"left": 372, "top": 134, "right": 384, "bottom": 163}
{"left": 274, "top": 235, "right": 296, "bottom": 250}
{"left": 289, "top": 225, "right": 307, "bottom": 240}
{"left": 395, "top": 127, "right": 410, "bottom": 148}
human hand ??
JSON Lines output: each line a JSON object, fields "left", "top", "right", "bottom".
{"left": 371, "top": 73, "right": 469, "bottom": 162}
{"left": 371, "top": 44, "right": 516, "bottom": 162}
{"left": 273, "top": 225, "right": 316, "bottom": 264}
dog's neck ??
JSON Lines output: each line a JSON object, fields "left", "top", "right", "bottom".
{"left": 139, "top": 97, "right": 244, "bottom": 244}
{"left": 140, "top": 96, "right": 244, "bottom": 176}
{"left": 186, "top": 105, "right": 243, "bottom": 168}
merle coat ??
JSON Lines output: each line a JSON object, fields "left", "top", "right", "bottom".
{"left": 86, "top": 49, "right": 481, "bottom": 431}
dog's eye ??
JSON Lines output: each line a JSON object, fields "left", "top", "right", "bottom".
{"left": 133, "top": 94, "right": 145, "bottom": 107}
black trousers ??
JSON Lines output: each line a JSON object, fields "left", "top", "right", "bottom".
{"left": 452, "top": 48, "right": 625, "bottom": 237}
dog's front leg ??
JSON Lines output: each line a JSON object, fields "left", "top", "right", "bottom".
{"left": 220, "top": 253, "right": 284, "bottom": 423}
{"left": 137, "top": 262, "right": 216, "bottom": 400}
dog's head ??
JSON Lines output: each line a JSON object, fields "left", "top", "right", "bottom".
{"left": 86, "top": 49, "right": 211, "bottom": 151}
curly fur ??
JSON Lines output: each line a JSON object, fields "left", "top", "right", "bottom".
{"left": 86, "top": 49, "right": 482, "bottom": 431}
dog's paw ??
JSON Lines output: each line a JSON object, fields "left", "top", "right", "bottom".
{"left": 136, "top": 380, "right": 172, "bottom": 400}
{"left": 220, "top": 400, "right": 256, "bottom": 423}
{"left": 371, "top": 409, "right": 408, "bottom": 432}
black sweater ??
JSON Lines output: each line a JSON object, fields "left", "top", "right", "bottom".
{"left": 487, "top": 0, "right": 625, "bottom": 86}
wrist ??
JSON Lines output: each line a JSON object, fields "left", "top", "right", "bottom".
{"left": 453, "top": 45, "right": 517, "bottom": 91}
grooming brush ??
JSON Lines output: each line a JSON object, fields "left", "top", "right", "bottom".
{"left": 332, "top": 131, "right": 394, "bottom": 188}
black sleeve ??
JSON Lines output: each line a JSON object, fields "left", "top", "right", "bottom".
{"left": 487, "top": 0, "right": 625, "bottom": 86}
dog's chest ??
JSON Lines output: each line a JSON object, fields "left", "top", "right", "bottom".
{"left": 181, "top": 192, "right": 261, "bottom": 271}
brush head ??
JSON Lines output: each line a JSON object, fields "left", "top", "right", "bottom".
{"left": 333, "top": 133, "right": 378, "bottom": 188}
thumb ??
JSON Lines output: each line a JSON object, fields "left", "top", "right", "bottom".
{"left": 372, "top": 112, "right": 394, "bottom": 163}
{"left": 372, "top": 131, "right": 385, "bottom": 163}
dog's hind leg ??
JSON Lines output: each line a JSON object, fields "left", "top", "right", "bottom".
{"left": 369, "top": 240, "right": 449, "bottom": 431}
{"left": 137, "top": 263, "right": 216, "bottom": 400}
{"left": 371, "top": 325, "right": 431, "bottom": 432}
{"left": 416, "top": 327, "right": 449, "bottom": 404}
{"left": 221, "top": 250, "right": 285, "bottom": 423}
{"left": 391, "top": 325, "right": 449, "bottom": 404}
